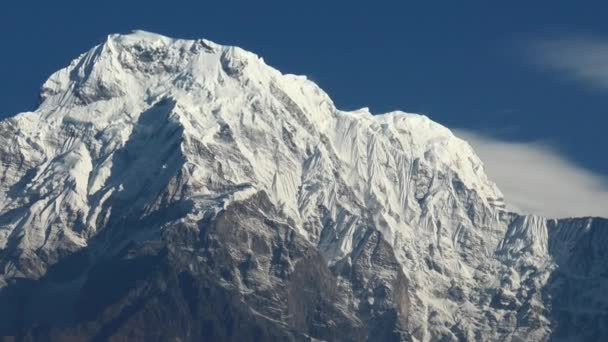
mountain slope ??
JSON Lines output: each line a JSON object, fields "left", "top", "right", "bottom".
{"left": 0, "top": 31, "right": 606, "bottom": 341}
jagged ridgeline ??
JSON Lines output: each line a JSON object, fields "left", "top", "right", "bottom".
{"left": 0, "top": 31, "right": 606, "bottom": 341}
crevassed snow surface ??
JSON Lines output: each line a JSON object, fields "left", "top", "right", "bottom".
{"left": 0, "top": 31, "right": 606, "bottom": 341}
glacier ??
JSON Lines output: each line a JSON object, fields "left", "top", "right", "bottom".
{"left": 0, "top": 30, "right": 606, "bottom": 341}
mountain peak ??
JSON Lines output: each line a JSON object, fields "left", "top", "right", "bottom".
{"left": 6, "top": 32, "right": 605, "bottom": 341}
{"left": 110, "top": 29, "right": 175, "bottom": 43}
{"left": 37, "top": 33, "right": 301, "bottom": 133}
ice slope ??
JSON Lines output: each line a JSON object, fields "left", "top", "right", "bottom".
{"left": 0, "top": 31, "right": 606, "bottom": 341}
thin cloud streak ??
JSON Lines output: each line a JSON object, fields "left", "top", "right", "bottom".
{"left": 526, "top": 35, "right": 608, "bottom": 90}
{"left": 454, "top": 129, "right": 608, "bottom": 219}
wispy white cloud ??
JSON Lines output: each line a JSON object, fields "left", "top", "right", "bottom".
{"left": 526, "top": 35, "right": 608, "bottom": 89}
{"left": 454, "top": 129, "right": 608, "bottom": 218}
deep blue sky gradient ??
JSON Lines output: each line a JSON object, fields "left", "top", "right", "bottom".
{"left": 1, "top": 0, "right": 607, "bottom": 175}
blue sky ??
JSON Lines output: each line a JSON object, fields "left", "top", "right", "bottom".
{"left": 1, "top": 0, "right": 607, "bottom": 216}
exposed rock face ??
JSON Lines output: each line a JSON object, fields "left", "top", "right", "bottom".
{"left": 0, "top": 31, "right": 606, "bottom": 341}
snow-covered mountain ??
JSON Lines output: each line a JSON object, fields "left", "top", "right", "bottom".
{"left": 0, "top": 31, "right": 606, "bottom": 341}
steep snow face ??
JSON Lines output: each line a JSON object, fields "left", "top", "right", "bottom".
{"left": 0, "top": 31, "right": 606, "bottom": 341}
